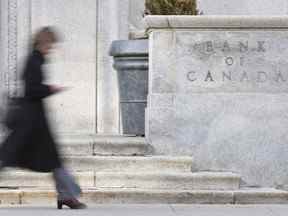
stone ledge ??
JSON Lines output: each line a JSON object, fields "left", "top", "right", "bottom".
{"left": 0, "top": 170, "right": 239, "bottom": 190}
{"left": 0, "top": 190, "right": 20, "bottom": 205}
{"left": 234, "top": 188, "right": 288, "bottom": 204}
{"left": 59, "top": 136, "right": 153, "bottom": 156}
{"left": 1, "top": 188, "right": 287, "bottom": 205}
{"left": 0, "top": 170, "right": 94, "bottom": 188}
{"left": 144, "top": 15, "right": 288, "bottom": 29}
{"left": 20, "top": 189, "right": 234, "bottom": 205}
{"left": 95, "top": 172, "right": 240, "bottom": 190}
{"left": 64, "top": 156, "right": 193, "bottom": 172}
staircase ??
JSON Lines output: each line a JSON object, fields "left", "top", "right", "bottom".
{"left": 0, "top": 135, "right": 287, "bottom": 205}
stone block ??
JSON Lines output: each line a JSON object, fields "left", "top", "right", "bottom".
{"left": 92, "top": 136, "right": 153, "bottom": 156}
{"left": 20, "top": 189, "right": 56, "bottom": 205}
{"left": 64, "top": 156, "right": 193, "bottom": 172}
{"left": 95, "top": 172, "right": 240, "bottom": 190}
{"left": 60, "top": 139, "right": 94, "bottom": 156}
{"left": 0, "top": 170, "right": 94, "bottom": 188}
{"left": 59, "top": 135, "right": 152, "bottom": 156}
{"left": 82, "top": 189, "right": 234, "bottom": 204}
{"left": 0, "top": 190, "right": 20, "bottom": 205}
{"left": 234, "top": 188, "right": 288, "bottom": 204}
{"left": 146, "top": 16, "right": 288, "bottom": 187}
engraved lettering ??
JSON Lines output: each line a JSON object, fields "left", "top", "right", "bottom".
{"left": 257, "top": 71, "right": 268, "bottom": 83}
{"left": 239, "top": 41, "right": 249, "bottom": 52}
{"left": 206, "top": 41, "right": 214, "bottom": 52}
{"left": 257, "top": 41, "right": 266, "bottom": 52}
{"left": 222, "top": 41, "right": 231, "bottom": 52}
{"left": 222, "top": 71, "right": 232, "bottom": 81}
{"left": 240, "top": 71, "right": 249, "bottom": 82}
{"left": 240, "top": 56, "right": 245, "bottom": 66}
{"left": 275, "top": 72, "right": 286, "bottom": 82}
{"left": 187, "top": 71, "right": 197, "bottom": 82}
{"left": 205, "top": 71, "right": 214, "bottom": 82}
{"left": 180, "top": 38, "right": 284, "bottom": 86}
{"left": 225, "top": 57, "right": 234, "bottom": 66}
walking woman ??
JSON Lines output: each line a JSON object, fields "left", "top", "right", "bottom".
{"left": 0, "top": 27, "right": 87, "bottom": 209}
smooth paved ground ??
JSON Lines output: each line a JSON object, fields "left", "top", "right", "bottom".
{"left": 0, "top": 204, "right": 287, "bottom": 216}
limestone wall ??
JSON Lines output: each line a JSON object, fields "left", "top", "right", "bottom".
{"left": 0, "top": 0, "right": 130, "bottom": 136}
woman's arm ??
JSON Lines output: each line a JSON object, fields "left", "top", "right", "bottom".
{"left": 24, "top": 58, "right": 54, "bottom": 99}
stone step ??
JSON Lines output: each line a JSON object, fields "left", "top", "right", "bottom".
{"left": 0, "top": 170, "right": 94, "bottom": 188}
{"left": 59, "top": 136, "right": 152, "bottom": 156}
{"left": 1, "top": 188, "right": 288, "bottom": 205}
{"left": 95, "top": 172, "right": 240, "bottom": 190}
{"left": 0, "top": 171, "right": 239, "bottom": 190}
{"left": 63, "top": 156, "right": 193, "bottom": 172}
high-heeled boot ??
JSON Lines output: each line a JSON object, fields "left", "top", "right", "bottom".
{"left": 57, "top": 198, "right": 87, "bottom": 209}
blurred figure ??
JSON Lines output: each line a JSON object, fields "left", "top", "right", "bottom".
{"left": 0, "top": 27, "right": 87, "bottom": 209}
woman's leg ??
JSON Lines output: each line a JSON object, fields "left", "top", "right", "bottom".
{"left": 52, "top": 167, "right": 81, "bottom": 200}
{"left": 52, "top": 167, "right": 86, "bottom": 209}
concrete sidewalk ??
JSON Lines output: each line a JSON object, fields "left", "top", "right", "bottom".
{"left": 0, "top": 204, "right": 287, "bottom": 216}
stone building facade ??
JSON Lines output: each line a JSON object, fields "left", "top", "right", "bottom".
{"left": 0, "top": 0, "right": 288, "bottom": 134}
{"left": 1, "top": 0, "right": 287, "bottom": 137}
{"left": 0, "top": 0, "right": 288, "bottom": 191}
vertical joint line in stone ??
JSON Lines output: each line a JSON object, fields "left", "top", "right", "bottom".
{"left": 7, "top": 0, "right": 18, "bottom": 98}
{"left": 94, "top": 170, "right": 96, "bottom": 187}
{"left": 95, "top": 0, "right": 99, "bottom": 134}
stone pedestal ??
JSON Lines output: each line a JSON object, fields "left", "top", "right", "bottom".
{"left": 145, "top": 16, "right": 288, "bottom": 187}
{"left": 110, "top": 40, "right": 148, "bottom": 135}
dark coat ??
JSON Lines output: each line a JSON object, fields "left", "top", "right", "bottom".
{"left": 0, "top": 50, "right": 62, "bottom": 172}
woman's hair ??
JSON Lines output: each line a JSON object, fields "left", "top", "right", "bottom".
{"left": 32, "top": 26, "right": 60, "bottom": 50}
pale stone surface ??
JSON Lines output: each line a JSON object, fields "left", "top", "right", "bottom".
{"left": 146, "top": 16, "right": 288, "bottom": 187}
{"left": 4, "top": 204, "right": 288, "bottom": 215}
{"left": 144, "top": 15, "right": 288, "bottom": 29}
{"left": 0, "top": 0, "right": 131, "bottom": 136}
{"left": 0, "top": 170, "right": 94, "bottom": 187}
{"left": 198, "top": 0, "right": 288, "bottom": 15}
{"left": 95, "top": 172, "right": 240, "bottom": 190}
{"left": 59, "top": 136, "right": 95, "bottom": 156}
{"left": 64, "top": 156, "right": 193, "bottom": 172}
{"left": 58, "top": 135, "right": 152, "bottom": 156}
{"left": 18, "top": 188, "right": 234, "bottom": 204}
{"left": 234, "top": 188, "right": 288, "bottom": 204}
{"left": 97, "top": 0, "right": 129, "bottom": 134}
{"left": 30, "top": 0, "right": 97, "bottom": 134}
{"left": 3, "top": 187, "right": 288, "bottom": 205}
{"left": 60, "top": 141, "right": 94, "bottom": 156}
{"left": 129, "top": 0, "right": 146, "bottom": 38}
{"left": 82, "top": 189, "right": 234, "bottom": 204}
{"left": 21, "top": 189, "right": 56, "bottom": 205}
{"left": 92, "top": 137, "right": 153, "bottom": 156}
{"left": 129, "top": 0, "right": 145, "bottom": 26}
{"left": 130, "top": 0, "right": 288, "bottom": 29}
{"left": 0, "top": 190, "right": 20, "bottom": 205}
{"left": 7, "top": 135, "right": 153, "bottom": 156}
